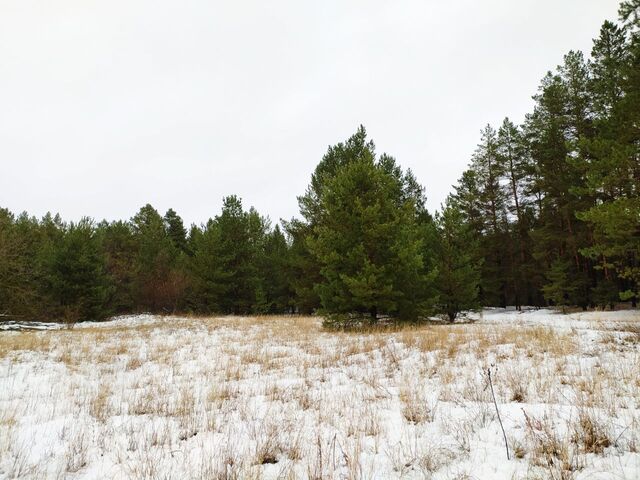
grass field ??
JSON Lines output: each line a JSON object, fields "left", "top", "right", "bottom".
{"left": 1, "top": 309, "right": 639, "bottom": 479}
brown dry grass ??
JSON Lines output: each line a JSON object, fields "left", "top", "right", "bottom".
{"left": 0, "top": 332, "right": 52, "bottom": 359}
{"left": 89, "top": 384, "right": 112, "bottom": 423}
{"left": 1, "top": 313, "right": 638, "bottom": 479}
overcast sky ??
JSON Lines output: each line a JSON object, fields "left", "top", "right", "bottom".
{"left": 0, "top": 0, "right": 622, "bottom": 227}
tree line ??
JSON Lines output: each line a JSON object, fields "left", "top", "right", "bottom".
{"left": 0, "top": 1, "right": 638, "bottom": 323}
{"left": 451, "top": 1, "right": 640, "bottom": 311}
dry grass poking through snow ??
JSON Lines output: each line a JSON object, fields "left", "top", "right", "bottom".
{"left": 0, "top": 310, "right": 639, "bottom": 479}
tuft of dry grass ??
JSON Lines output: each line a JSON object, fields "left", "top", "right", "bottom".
{"left": 572, "top": 409, "right": 611, "bottom": 454}
{"left": 89, "top": 384, "right": 112, "bottom": 422}
{"left": 523, "top": 409, "right": 584, "bottom": 476}
{"left": 399, "top": 378, "right": 437, "bottom": 424}
{"left": 125, "top": 355, "right": 143, "bottom": 371}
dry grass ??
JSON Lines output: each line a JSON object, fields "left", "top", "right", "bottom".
{"left": 572, "top": 409, "right": 612, "bottom": 454}
{"left": 0, "top": 331, "right": 52, "bottom": 359}
{"left": 523, "top": 409, "right": 583, "bottom": 476}
{"left": 398, "top": 376, "right": 437, "bottom": 424}
{"left": 89, "top": 383, "right": 112, "bottom": 422}
{"left": 0, "top": 312, "right": 638, "bottom": 479}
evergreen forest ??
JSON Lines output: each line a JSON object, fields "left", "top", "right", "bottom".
{"left": 1, "top": 1, "right": 639, "bottom": 324}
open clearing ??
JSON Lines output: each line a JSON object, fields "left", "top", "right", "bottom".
{"left": 1, "top": 309, "right": 639, "bottom": 479}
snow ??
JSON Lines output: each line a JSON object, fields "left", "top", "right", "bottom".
{"left": 0, "top": 308, "right": 638, "bottom": 479}
{"left": 0, "top": 321, "right": 63, "bottom": 331}
{"left": 0, "top": 314, "right": 164, "bottom": 331}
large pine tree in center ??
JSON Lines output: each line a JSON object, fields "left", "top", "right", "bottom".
{"left": 304, "top": 127, "right": 434, "bottom": 323}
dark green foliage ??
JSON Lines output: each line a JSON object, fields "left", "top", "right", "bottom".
{"left": 0, "top": 212, "right": 113, "bottom": 322}
{"left": 497, "top": 118, "right": 536, "bottom": 307}
{"left": 289, "top": 125, "right": 377, "bottom": 316}
{"left": 131, "top": 204, "right": 187, "bottom": 312}
{"left": 256, "top": 225, "right": 292, "bottom": 313}
{"left": 40, "top": 219, "right": 113, "bottom": 321}
{"left": 579, "top": 198, "right": 640, "bottom": 303}
{"left": 434, "top": 199, "right": 481, "bottom": 321}
{"left": 188, "top": 196, "right": 274, "bottom": 314}
{"left": 97, "top": 220, "right": 137, "bottom": 313}
{"left": 619, "top": 0, "right": 640, "bottom": 30}
{"left": 449, "top": 2, "right": 640, "bottom": 310}
{"left": 298, "top": 125, "right": 374, "bottom": 225}
{"left": 282, "top": 219, "right": 322, "bottom": 314}
{"left": 465, "top": 125, "right": 509, "bottom": 307}
{"left": 541, "top": 258, "right": 590, "bottom": 311}
{"left": 303, "top": 128, "right": 437, "bottom": 324}
{"left": 164, "top": 208, "right": 188, "bottom": 253}
{"left": 577, "top": 12, "right": 640, "bottom": 304}
{"left": 187, "top": 219, "right": 229, "bottom": 312}
{"left": 590, "top": 21, "right": 627, "bottom": 116}
{"left": 0, "top": 209, "right": 41, "bottom": 318}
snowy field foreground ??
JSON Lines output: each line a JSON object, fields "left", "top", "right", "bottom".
{"left": 1, "top": 310, "right": 639, "bottom": 479}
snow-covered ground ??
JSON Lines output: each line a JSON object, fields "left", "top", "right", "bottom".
{"left": 0, "top": 309, "right": 638, "bottom": 479}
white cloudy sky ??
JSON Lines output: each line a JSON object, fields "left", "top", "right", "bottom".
{"left": 0, "top": 0, "right": 621, "bottom": 227}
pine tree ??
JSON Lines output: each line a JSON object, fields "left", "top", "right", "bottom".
{"left": 189, "top": 196, "right": 264, "bottom": 314}
{"left": 525, "top": 59, "right": 593, "bottom": 309}
{"left": 590, "top": 21, "right": 627, "bottom": 117}
{"left": 164, "top": 208, "right": 188, "bottom": 253}
{"left": 434, "top": 199, "right": 481, "bottom": 321}
{"left": 0, "top": 209, "right": 38, "bottom": 318}
{"left": 456, "top": 125, "right": 510, "bottom": 306}
{"left": 298, "top": 125, "right": 374, "bottom": 224}
{"left": 131, "top": 204, "right": 186, "bottom": 312}
{"left": 290, "top": 126, "right": 376, "bottom": 315}
{"left": 497, "top": 118, "right": 538, "bottom": 307}
{"left": 255, "top": 225, "right": 292, "bottom": 313}
{"left": 188, "top": 219, "right": 230, "bottom": 312}
{"left": 97, "top": 220, "right": 137, "bottom": 313}
{"left": 579, "top": 13, "right": 640, "bottom": 305}
{"left": 42, "top": 218, "right": 113, "bottom": 322}
{"left": 282, "top": 219, "right": 322, "bottom": 314}
{"left": 0, "top": 209, "right": 15, "bottom": 316}
{"left": 541, "top": 257, "right": 590, "bottom": 312}
{"left": 307, "top": 144, "right": 434, "bottom": 323}
{"left": 619, "top": 1, "right": 640, "bottom": 31}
